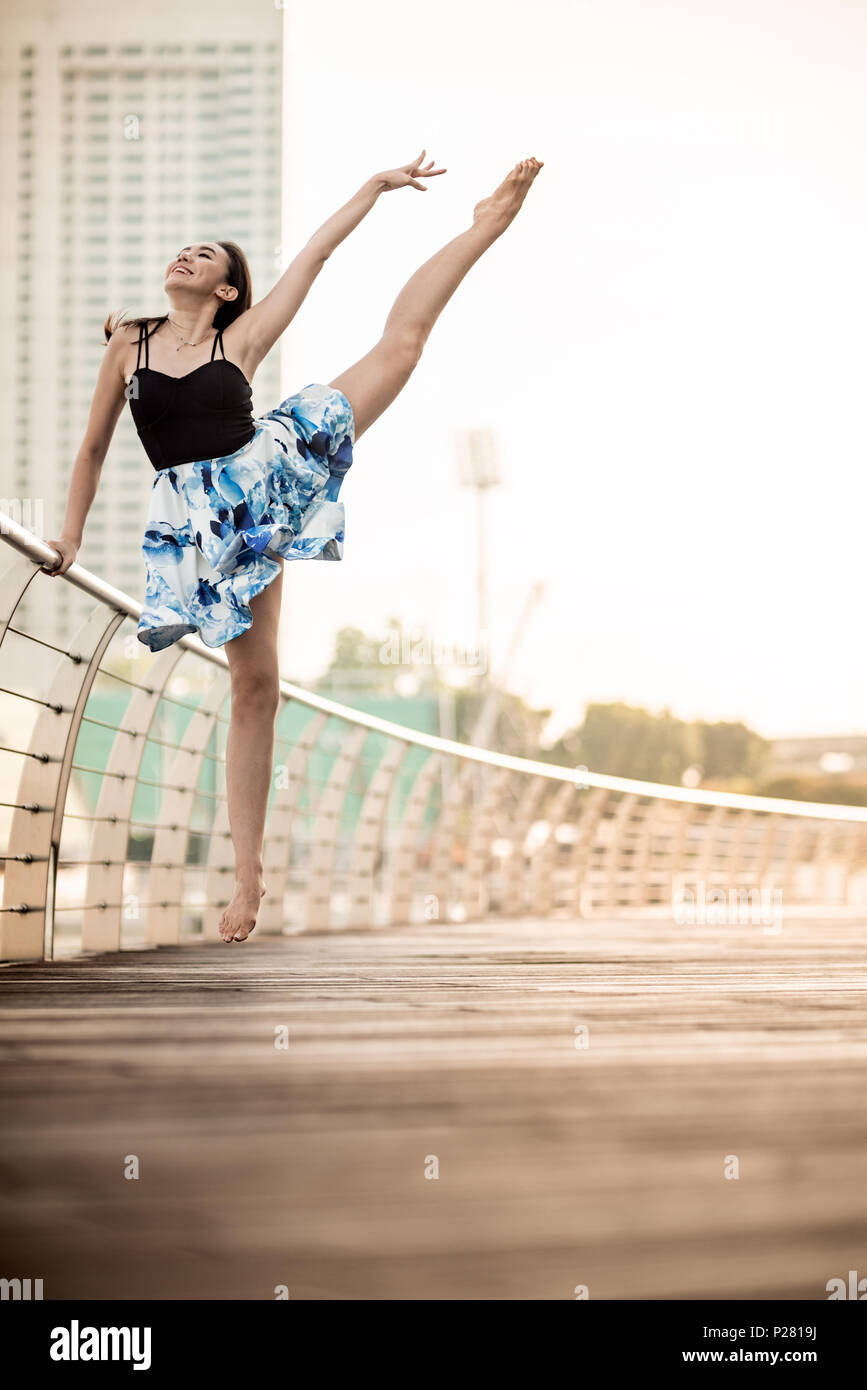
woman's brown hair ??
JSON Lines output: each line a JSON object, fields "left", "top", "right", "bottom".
{"left": 103, "top": 241, "right": 253, "bottom": 344}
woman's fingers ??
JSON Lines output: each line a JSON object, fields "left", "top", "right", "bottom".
{"left": 42, "top": 540, "right": 73, "bottom": 575}
{"left": 385, "top": 150, "right": 447, "bottom": 189}
{"left": 404, "top": 150, "right": 447, "bottom": 176}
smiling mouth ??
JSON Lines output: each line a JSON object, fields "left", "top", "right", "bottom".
{"left": 170, "top": 266, "right": 193, "bottom": 277}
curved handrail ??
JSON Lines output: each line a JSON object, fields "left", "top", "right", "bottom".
{"left": 2, "top": 511, "right": 865, "bottom": 824}
{"left": 2, "top": 510, "right": 866, "bottom": 965}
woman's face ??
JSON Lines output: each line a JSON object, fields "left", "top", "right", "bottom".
{"left": 164, "top": 242, "right": 233, "bottom": 301}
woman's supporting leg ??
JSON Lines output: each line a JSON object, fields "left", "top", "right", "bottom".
{"left": 218, "top": 561, "right": 284, "bottom": 942}
{"left": 329, "top": 158, "right": 543, "bottom": 441}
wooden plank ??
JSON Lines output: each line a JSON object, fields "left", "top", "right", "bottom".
{"left": 0, "top": 914, "right": 866, "bottom": 1300}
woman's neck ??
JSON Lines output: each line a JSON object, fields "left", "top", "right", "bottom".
{"left": 163, "top": 310, "right": 217, "bottom": 345}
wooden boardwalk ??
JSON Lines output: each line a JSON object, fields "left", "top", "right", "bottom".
{"left": 1, "top": 913, "right": 866, "bottom": 1300}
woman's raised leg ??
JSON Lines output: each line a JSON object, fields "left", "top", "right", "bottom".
{"left": 330, "top": 158, "right": 543, "bottom": 441}
{"left": 217, "top": 561, "right": 284, "bottom": 942}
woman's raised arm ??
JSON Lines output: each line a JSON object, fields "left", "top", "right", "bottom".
{"left": 238, "top": 150, "right": 446, "bottom": 364}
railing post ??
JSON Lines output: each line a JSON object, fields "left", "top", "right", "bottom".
{"left": 384, "top": 751, "right": 443, "bottom": 926}
{"left": 690, "top": 803, "right": 728, "bottom": 897}
{"left": 779, "top": 817, "right": 812, "bottom": 905}
{"left": 526, "top": 781, "right": 576, "bottom": 917}
{"left": 305, "top": 723, "right": 367, "bottom": 930}
{"left": 147, "top": 671, "right": 231, "bottom": 943}
{"left": 1, "top": 599, "right": 126, "bottom": 960}
{"left": 844, "top": 824, "right": 867, "bottom": 905}
{"left": 461, "top": 766, "right": 512, "bottom": 921}
{"left": 727, "top": 808, "right": 755, "bottom": 884}
{"left": 563, "top": 785, "right": 609, "bottom": 917}
{"left": 83, "top": 645, "right": 185, "bottom": 952}
{"left": 812, "top": 821, "right": 840, "bottom": 904}
{"left": 622, "top": 796, "right": 654, "bottom": 909}
{"left": 593, "top": 792, "right": 638, "bottom": 915}
{"left": 664, "top": 801, "right": 698, "bottom": 913}
{"left": 346, "top": 737, "right": 408, "bottom": 929}
{"left": 0, "top": 546, "right": 35, "bottom": 644}
{"left": 426, "top": 761, "right": 474, "bottom": 923}
{"left": 499, "top": 776, "right": 548, "bottom": 917}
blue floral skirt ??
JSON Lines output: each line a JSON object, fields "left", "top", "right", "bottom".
{"left": 137, "top": 383, "right": 355, "bottom": 652}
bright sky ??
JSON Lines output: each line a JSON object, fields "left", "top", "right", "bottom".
{"left": 276, "top": 0, "right": 866, "bottom": 743}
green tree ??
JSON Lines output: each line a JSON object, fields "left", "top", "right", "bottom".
{"left": 547, "top": 702, "right": 698, "bottom": 784}
{"left": 695, "top": 720, "right": 768, "bottom": 781}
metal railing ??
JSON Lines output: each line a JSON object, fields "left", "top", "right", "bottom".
{"left": 2, "top": 511, "right": 866, "bottom": 961}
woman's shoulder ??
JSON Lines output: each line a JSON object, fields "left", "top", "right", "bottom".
{"left": 110, "top": 318, "right": 159, "bottom": 349}
{"left": 115, "top": 321, "right": 140, "bottom": 345}
{"left": 108, "top": 320, "right": 159, "bottom": 384}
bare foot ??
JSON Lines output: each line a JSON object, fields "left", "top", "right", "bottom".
{"left": 473, "top": 157, "right": 544, "bottom": 236}
{"left": 218, "top": 878, "right": 266, "bottom": 942}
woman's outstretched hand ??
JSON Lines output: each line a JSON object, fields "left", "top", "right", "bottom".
{"left": 376, "top": 149, "right": 447, "bottom": 192}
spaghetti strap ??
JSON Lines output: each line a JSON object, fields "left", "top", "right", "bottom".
{"left": 138, "top": 321, "right": 151, "bottom": 370}
{"left": 210, "top": 328, "right": 225, "bottom": 363}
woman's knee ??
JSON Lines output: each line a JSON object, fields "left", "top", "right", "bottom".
{"left": 230, "top": 666, "right": 281, "bottom": 720}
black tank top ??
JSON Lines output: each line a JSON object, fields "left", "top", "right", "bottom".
{"left": 128, "top": 320, "right": 257, "bottom": 472}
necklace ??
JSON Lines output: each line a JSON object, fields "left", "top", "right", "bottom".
{"left": 166, "top": 316, "right": 212, "bottom": 351}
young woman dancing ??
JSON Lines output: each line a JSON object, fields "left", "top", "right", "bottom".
{"left": 44, "top": 150, "right": 544, "bottom": 943}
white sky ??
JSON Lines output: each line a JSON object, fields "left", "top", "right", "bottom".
{"left": 275, "top": 0, "right": 866, "bottom": 742}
